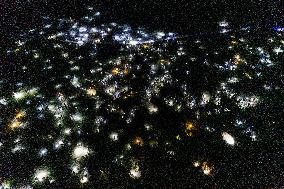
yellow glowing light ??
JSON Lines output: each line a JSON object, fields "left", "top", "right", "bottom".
{"left": 9, "top": 120, "right": 22, "bottom": 129}
{"left": 245, "top": 72, "right": 252, "bottom": 79}
{"left": 111, "top": 67, "right": 120, "bottom": 75}
{"left": 233, "top": 54, "right": 241, "bottom": 64}
{"left": 176, "top": 135, "right": 181, "bottom": 140}
{"left": 185, "top": 122, "right": 194, "bottom": 130}
{"left": 133, "top": 136, "right": 144, "bottom": 146}
{"left": 123, "top": 91, "right": 137, "bottom": 99}
{"left": 124, "top": 67, "right": 129, "bottom": 75}
{"left": 86, "top": 88, "right": 96, "bottom": 96}
{"left": 231, "top": 40, "right": 238, "bottom": 45}
{"left": 15, "top": 110, "right": 26, "bottom": 119}
{"left": 159, "top": 59, "right": 171, "bottom": 65}
{"left": 202, "top": 162, "right": 213, "bottom": 175}
{"left": 185, "top": 121, "right": 197, "bottom": 136}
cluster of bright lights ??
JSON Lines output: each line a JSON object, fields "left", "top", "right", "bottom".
{"left": 1, "top": 8, "right": 282, "bottom": 188}
{"left": 13, "top": 87, "right": 39, "bottom": 101}
{"left": 193, "top": 161, "right": 214, "bottom": 175}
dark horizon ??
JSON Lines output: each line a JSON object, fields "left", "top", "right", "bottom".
{"left": 1, "top": 0, "right": 283, "bottom": 34}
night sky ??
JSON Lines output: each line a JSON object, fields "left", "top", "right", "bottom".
{"left": 1, "top": 1, "right": 284, "bottom": 188}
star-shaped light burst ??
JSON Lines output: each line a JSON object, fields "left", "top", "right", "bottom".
{"left": 273, "top": 47, "right": 283, "bottom": 55}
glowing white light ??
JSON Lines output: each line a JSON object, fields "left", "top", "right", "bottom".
{"left": 64, "top": 128, "right": 71, "bottom": 135}
{"left": 0, "top": 98, "right": 8, "bottom": 105}
{"left": 71, "top": 66, "right": 80, "bottom": 71}
{"left": 16, "top": 40, "right": 25, "bottom": 46}
{"left": 79, "top": 168, "right": 89, "bottom": 183}
{"left": 57, "top": 32, "right": 64, "bottom": 37}
{"left": 273, "top": 47, "right": 283, "bottom": 54}
{"left": 27, "top": 87, "right": 38, "bottom": 96}
{"left": 222, "top": 132, "right": 235, "bottom": 145}
{"left": 1, "top": 181, "right": 11, "bottom": 188}
{"left": 129, "top": 169, "right": 141, "bottom": 179}
{"left": 71, "top": 113, "right": 83, "bottom": 122}
{"left": 219, "top": 21, "right": 229, "bottom": 27}
{"left": 148, "top": 104, "right": 158, "bottom": 113}
{"left": 220, "top": 28, "right": 229, "bottom": 33}
{"left": 13, "top": 91, "right": 26, "bottom": 100}
{"left": 62, "top": 53, "right": 69, "bottom": 58}
{"left": 105, "top": 86, "right": 116, "bottom": 95}
{"left": 34, "top": 53, "right": 39, "bottom": 59}
{"left": 12, "top": 144, "right": 24, "bottom": 153}
{"left": 44, "top": 24, "right": 52, "bottom": 28}
{"left": 251, "top": 133, "right": 257, "bottom": 141}
{"left": 144, "top": 124, "right": 152, "bottom": 130}
{"left": 71, "top": 76, "right": 81, "bottom": 88}
{"left": 54, "top": 139, "right": 64, "bottom": 149}
{"left": 39, "top": 148, "right": 48, "bottom": 156}
{"left": 48, "top": 104, "right": 56, "bottom": 112}
{"left": 236, "top": 95, "right": 259, "bottom": 109}
{"left": 80, "top": 176, "right": 88, "bottom": 183}
{"left": 129, "top": 40, "right": 139, "bottom": 46}
{"left": 79, "top": 27, "right": 87, "bottom": 33}
{"left": 227, "top": 77, "right": 238, "bottom": 83}
{"left": 156, "top": 32, "right": 165, "bottom": 39}
{"left": 34, "top": 169, "right": 50, "bottom": 182}
{"left": 71, "top": 164, "right": 80, "bottom": 174}
{"left": 201, "top": 92, "right": 211, "bottom": 105}
{"left": 73, "top": 144, "right": 89, "bottom": 160}
{"left": 110, "top": 132, "right": 119, "bottom": 141}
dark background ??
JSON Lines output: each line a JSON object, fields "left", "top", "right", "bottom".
{"left": 1, "top": 0, "right": 283, "bottom": 37}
